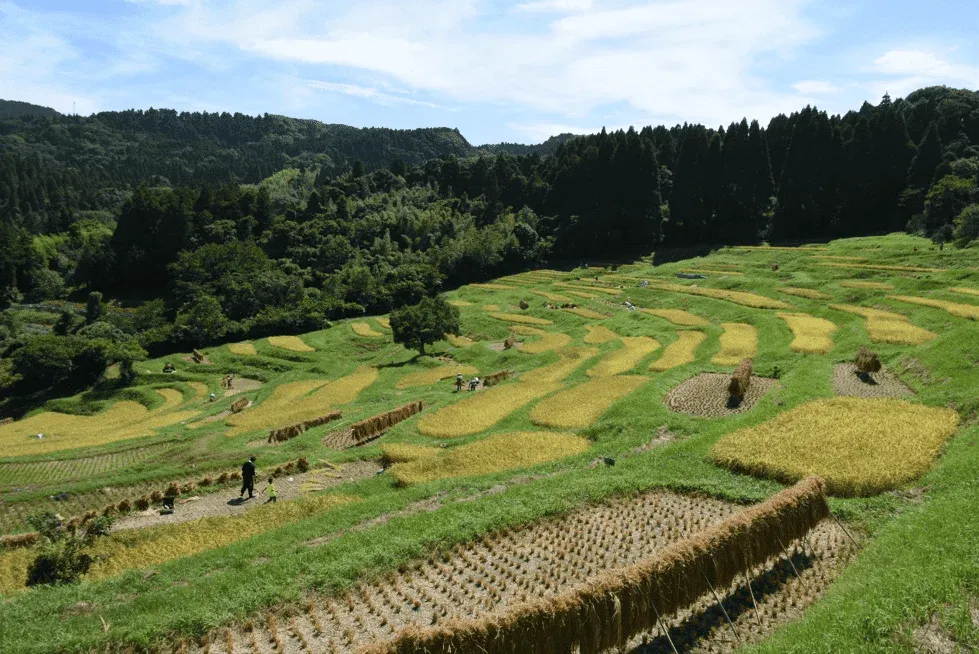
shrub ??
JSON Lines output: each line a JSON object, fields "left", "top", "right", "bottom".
{"left": 728, "top": 358, "right": 753, "bottom": 399}
{"left": 25, "top": 511, "right": 114, "bottom": 587}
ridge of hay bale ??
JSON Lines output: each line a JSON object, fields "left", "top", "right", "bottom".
{"left": 267, "top": 411, "right": 343, "bottom": 443}
{"left": 358, "top": 477, "right": 829, "bottom": 654}
{"left": 230, "top": 397, "right": 249, "bottom": 414}
{"left": 349, "top": 401, "right": 424, "bottom": 445}
{"left": 855, "top": 346, "right": 882, "bottom": 375}
{"left": 728, "top": 358, "right": 753, "bottom": 399}
{"left": 482, "top": 370, "right": 512, "bottom": 387}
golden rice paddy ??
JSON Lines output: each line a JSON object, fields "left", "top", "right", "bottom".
{"left": 268, "top": 336, "right": 315, "bottom": 352}
{"left": 227, "top": 367, "right": 378, "bottom": 435}
{"left": 471, "top": 283, "right": 515, "bottom": 291}
{"left": 483, "top": 304, "right": 501, "bottom": 312}
{"left": 554, "top": 283, "right": 623, "bottom": 296}
{"left": 417, "top": 382, "right": 560, "bottom": 438}
{"left": 778, "top": 313, "right": 837, "bottom": 353}
{"left": 488, "top": 312, "right": 554, "bottom": 326}
{"left": 731, "top": 245, "right": 828, "bottom": 251}
{"left": 529, "top": 289, "right": 573, "bottom": 303}
{"left": 779, "top": 287, "right": 831, "bottom": 300}
{"left": 448, "top": 300, "right": 473, "bottom": 307}
{"left": 396, "top": 364, "right": 479, "bottom": 389}
{"left": 810, "top": 255, "right": 866, "bottom": 261}
{"left": 375, "top": 317, "right": 391, "bottom": 329}
{"left": 840, "top": 280, "right": 894, "bottom": 290}
{"left": 583, "top": 324, "right": 618, "bottom": 344}
{"left": 351, "top": 322, "right": 384, "bottom": 338}
{"left": 830, "top": 305, "right": 936, "bottom": 345}
{"left": 712, "top": 323, "right": 759, "bottom": 366}
{"left": 510, "top": 325, "right": 571, "bottom": 354}
{"left": 680, "top": 269, "right": 745, "bottom": 277}
{"left": 638, "top": 308, "right": 708, "bottom": 326}
{"left": 389, "top": 431, "right": 589, "bottom": 485}
{"left": 588, "top": 336, "right": 660, "bottom": 377}
{"left": 521, "top": 347, "right": 599, "bottom": 384}
{"left": 649, "top": 331, "right": 708, "bottom": 371}
{"left": 648, "top": 281, "right": 790, "bottom": 309}
{"left": 890, "top": 295, "right": 979, "bottom": 320}
{"left": 711, "top": 397, "right": 960, "bottom": 496}
{"left": 379, "top": 443, "right": 440, "bottom": 465}
{"left": 949, "top": 287, "right": 979, "bottom": 298}
{"left": 566, "top": 290, "right": 598, "bottom": 300}
{"left": 227, "top": 342, "right": 257, "bottom": 356}
{"left": 529, "top": 376, "right": 648, "bottom": 429}
{"left": 563, "top": 306, "right": 608, "bottom": 319}
{"left": 819, "top": 262, "right": 948, "bottom": 273}
{"left": 447, "top": 334, "right": 475, "bottom": 347}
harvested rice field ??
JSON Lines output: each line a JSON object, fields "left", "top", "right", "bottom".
{"left": 227, "top": 342, "right": 257, "bottom": 356}
{"left": 649, "top": 331, "right": 707, "bottom": 371}
{"left": 711, "top": 323, "right": 758, "bottom": 366}
{"left": 588, "top": 336, "right": 660, "bottom": 377}
{"left": 530, "top": 375, "right": 648, "bottom": 429}
{"left": 510, "top": 325, "right": 571, "bottom": 353}
{"left": 417, "top": 381, "right": 560, "bottom": 438}
{"left": 779, "top": 286, "right": 831, "bottom": 300}
{"left": 831, "top": 363, "right": 913, "bottom": 399}
{"left": 648, "top": 281, "right": 790, "bottom": 309}
{"left": 889, "top": 295, "right": 979, "bottom": 320}
{"left": 830, "top": 304, "right": 936, "bottom": 345}
{"left": 711, "top": 397, "right": 960, "bottom": 496}
{"left": 396, "top": 363, "right": 479, "bottom": 389}
{"left": 268, "top": 335, "right": 315, "bottom": 352}
{"left": 639, "top": 307, "right": 709, "bottom": 326}
{"left": 778, "top": 313, "right": 837, "bottom": 354}
{"left": 665, "top": 373, "right": 776, "bottom": 417}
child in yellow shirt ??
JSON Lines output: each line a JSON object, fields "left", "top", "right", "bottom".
{"left": 264, "top": 477, "right": 277, "bottom": 504}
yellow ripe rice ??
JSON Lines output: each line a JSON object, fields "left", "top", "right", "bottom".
{"left": 889, "top": 295, "right": 979, "bottom": 321}
{"left": 949, "top": 287, "right": 979, "bottom": 298}
{"left": 778, "top": 313, "right": 837, "bottom": 353}
{"left": 530, "top": 376, "right": 648, "bottom": 429}
{"left": 555, "top": 283, "right": 622, "bottom": 296}
{"left": 584, "top": 324, "right": 618, "bottom": 344}
{"left": 447, "top": 334, "right": 475, "bottom": 347}
{"left": 638, "top": 308, "right": 708, "bottom": 327}
{"left": 483, "top": 304, "right": 501, "bottom": 312}
{"left": 588, "top": 336, "right": 660, "bottom": 377}
{"left": 471, "top": 283, "right": 515, "bottom": 291}
{"left": 376, "top": 317, "right": 391, "bottom": 329}
{"left": 563, "top": 306, "right": 608, "bottom": 320}
{"left": 649, "top": 331, "right": 707, "bottom": 371}
{"left": 268, "top": 336, "right": 315, "bottom": 352}
{"left": 186, "top": 382, "right": 209, "bottom": 401}
{"left": 820, "top": 262, "right": 947, "bottom": 273}
{"left": 488, "top": 312, "right": 554, "bottom": 326}
{"left": 227, "top": 367, "right": 378, "bottom": 435}
{"left": 648, "top": 281, "right": 789, "bottom": 309}
{"left": 228, "top": 342, "right": 257, "bottom": 356}
{"left": 830, "top": 304, "right": 936, "bottom": 345}
{"left": 521, "top": 347, "right": 599, "bottom": 384}
{"left": 448, "top": 300, "right": 473, "bottom": 307}
{"left": 712, "top": 323, "right": 759, "bottom": 366}
{"left": 711, "top": 397, "right": 960, "bottom": 497}
{"left": 417, "top": 382, "right": 560, "bottom": 438}
{"left": 389, "top": 431, "right": 589, "bottom": 485}
{"left": 529, "top": 289, "right": 573, "bottom": 303}
{"left": 510, "top": 325, "right": 572, "bottom": 354}
{"left": 730, "top": 245, "right": 828, "bottom": 252}
{"left": 351, "top": 322, "right": 384, "bottom": 338}
{"left": 380, "top": 443, "right": 440, "bottom": 465}
{"left": 679, "top": 269, "right": 745, "bottom": 277}
{"left": 779, "top": 287, "right": 831, "bottom": 300}
{"left": 566, "top": 290, "right": 599, "bottom": 300}
{"left": 397, "top": 364, "right": 479, "bottom": 389}
{"left": 810, "top": 255, "right": 866, "bottom": 261}
{"left": 840, "top": 280, "right": 894, "bottom": 290}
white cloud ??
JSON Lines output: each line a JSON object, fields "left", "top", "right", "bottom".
{"left": 792, "top": 80, "right": 840, "bottom": 94}
{"left": 514, "top": 0, "right": 592, "bottom": 13}
{"left": 304, "top": 79, "right": 450, "bottom": 109}
{"left": 864, "top": 49, "right": 979, "bottom": 102}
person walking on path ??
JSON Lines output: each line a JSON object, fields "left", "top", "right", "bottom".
{"left": 455, "top": 373, "right": 464, "bottom": 392}
{"left": 240, "top": 456, "right": 257, "bottom": 499}
{"left": 264, "top": 477, "right": 277, "bottom": 504}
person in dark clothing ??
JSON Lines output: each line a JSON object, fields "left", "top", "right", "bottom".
{"left": 240, "top": 456, "right": 256, "bottom": 499}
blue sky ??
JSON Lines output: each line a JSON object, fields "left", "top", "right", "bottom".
{"left": 1, "top": 0, "right": 978, "bottom": 144}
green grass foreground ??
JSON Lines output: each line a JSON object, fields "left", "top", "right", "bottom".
{"left": 2, "top": 233, "right": 979, "bottom": 651}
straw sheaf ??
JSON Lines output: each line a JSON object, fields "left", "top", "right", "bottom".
{"left": 267, "top": 411, "right": 343, "bottom": 443}
{"left": 350, "top": 402, "right": 424, "bottom": 444}
{"left": 358, "top": 478, "right": 829, "bottom": 654}
{"left": 482, "top": 370, "right": 512, "bottom": 387}
{"left": 230, "top": 397, "right": 249, "bottom": 414}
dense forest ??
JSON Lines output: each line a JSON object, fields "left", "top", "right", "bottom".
{"left": 3, "top": 86, "right": 979, "bottom": 404}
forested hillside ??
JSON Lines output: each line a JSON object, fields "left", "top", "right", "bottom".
{"left": 3, "top": 86, "right": 979, "bottom": 405}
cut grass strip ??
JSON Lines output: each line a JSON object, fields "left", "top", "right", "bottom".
{"left": 820, "top": 262, "right": 948, "bottom": 273}
{"left": 389, "top": 431, "right": 589, "bottom": 485}
{"left": 830, "top": 305, "right": 936, "bottom": 345}
{"left": 588, "top": 336, "right": 660, "bottom": 377}
{"left": 227, "top": 342, "right": 257, "bottom": 356}
{"left": 351, "top": 322, "right": 384, "bottom": 338}
{"left": 584, "top": 324, "right": 618, "bottom": 344}
{"left": 448, "top": 300, "right": 472, "bottom": 307}
{"left": 779, "top": 287, "right": 831, "bottom": 300}
{"left": 648, "top": 281, "right": 789, "bottom": 309}
{"left": 417, "top": 382, "right": 560, "bottom": 438}
{"left": 638, "top": 308, "right": 708, "bottom": 327}
{"left": 268, "top": 336, "right": 315, "bottom": 352}
{"left": 227, "top": 367, "right": 378, "bottom": 436}
{"left": 563, "top": 306, "right": 608, "bottom": 320}
{"left": 889, "top": 295, "right": 979, "bottom": 321}
{"left": 530, "top": 376, "right": 648, "bottom": 429}
{"left": 522, "top": 347, "right": 599, "bottom": 384}
{"left": 712, "top": 323, "right": 759, "bottom": 366}
{"left": 711, "top": 397, "right": 960, "bottom": 497}
{"left": 510, "top": 325, "right": 572, "bottom": 354}
{"left": 488, "top": 312, "right": 554, "bottom": 326}
{"left": 396, "top": 364, "right": 479, "bottom": 389}
{"left": 840, "top": 280, "right": 894, "bottom": 291}
{"left": 470, "top": 283, "right": 515, "bottom": 291}
{"left": 778, "top": 313, "right": 837, "bottom": 354}
{"left": 649, "top": 331, "right": 708, "bottom": 371}
{"left": 529, "top": 289, "right": 573, "bottom": 303}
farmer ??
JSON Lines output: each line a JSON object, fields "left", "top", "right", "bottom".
{"left": 263, "top": 477, "right": 277, "bottom": 504}
{"left": 240, "top": 456, "right": 257, "bottom": 499}
{"left": 455, "top": 373, "right": 464, "bottom": 392}
{"left": 469, "top": 377, "right": 479, "bottom": 391}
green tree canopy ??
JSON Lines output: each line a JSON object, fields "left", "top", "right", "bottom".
{"left": 389, "top": 295, "right": 460, "bottom": 356}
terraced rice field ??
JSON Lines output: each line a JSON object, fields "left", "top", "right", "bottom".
{"left": 483, "top": 304, "right": 501, "bottom": 312}
{"left": 819, "top": 262, "right": 947, "bottom": 273}
{"left": 396, "top": 364, "right": 479, "bottom": 389}
{"left": 840, "top": 281, "right": 894, "bottom": 291}
{"left": 521, "top": 347, "right": 598, "bottom": 384}
{"left": 638, "top": 308, "right": 709, "bottom": 326}
{"left": 528, "top": 289, "right": 573, "bottom": 303}
{"left": 648, "top": 282, "right": 790, "bottom": 310}
{"left": 388, "top": 431, "right": 589, "bottom": 485}
{"left": 949, "top": 287, "right": 979, "bottom": 298}
{"left": 488, "top": 312, "right": 553, "bottom": 326}
{"left": 228, "top": 342, "right": 257, "bottom": 356}
{"left": 711, "top": 397, "right": 959, "bottom": 496}
{"left": 0, "top": 443, "right": 171, "bottom": 488}
{"left": 555, "top": 283, "right": 623, "bottom": 296}
{"left": 375, "top": 317, "right": 391, "bottom": 329}
{"left": 471, "top": 283, "right": 515, "bottom": 291}
{"left": 680, "top": 268, "right": 745, "bottom": 276}
{"left": 448, "top": 300, "right": 473, "bottom": 307}
{"left": 588, "top": 336, "right": 660, "bottom": 377}
{"left": 583, "top": 324, "right": 618, "bottom": 344}
{"left": 417, "top": 382, "right": 560, "bottom": 438}
{"left": 779, "top": 287, "right": 831, "bottom": 300}
{"left": 446, "top": 334, "right": 475, "bottom": 347}
{"left": 649, "top": 331, "right": 708, "bottom": 371}
{"left": 352, "top": 322, "right": 384, "bottom": 338}
{"left": 890, "top": 295, "right": 979, "bottom": 320}
{"left": 510, "top": 325, "right": 571, "bottom": 353}
{"left": 530, "top": 376, "right": 648, "bottom": 429}
{"left": 778, "top": 313, "right": 837, "bottom": 354}
{"left": 830, "top": 305, "right": 936, "bottom": 345}
{"left": 712, "top": 323, "right": 759, "bottom": 366}
{"left": 563, "top": 306, "right": 608, "bottom": 319}
{"left": 268, "top": 336, "right": 315, "bottom": 352}
{"left": 566, "top": 290, "right": 599, "bottom": 300}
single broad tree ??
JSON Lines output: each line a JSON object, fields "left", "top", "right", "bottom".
{"left": 390, "top": 295, "right": 461, "bottom": 357}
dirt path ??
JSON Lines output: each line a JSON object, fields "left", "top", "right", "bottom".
{"left": 113, "top": 461, "right": 380, "bottom": 532}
